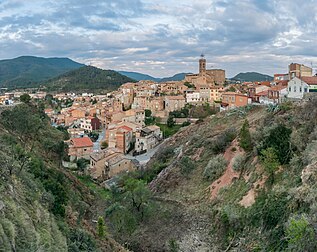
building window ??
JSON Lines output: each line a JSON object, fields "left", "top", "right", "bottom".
{"left": 300, "top": 87, "right": 302, "bottom": 92}
{"left": 289, "top": 87, "right": 291, "bottom": 92}
{"left": 304, "top": 87, "right": 308, "bottom": 92}
{"left": 294, "top": 86, "right": 296, "bottom": 92}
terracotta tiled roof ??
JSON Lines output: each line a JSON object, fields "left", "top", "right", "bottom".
{"left": 256, "top": 90, "right": 268, "bottom": 96}
{"left": 118, "top": 125, "right": 133, "bottom": 132}
{"left": 71, "top": 137, "right": 93, "bottom": 148}
{"left": 301, "top": 76, "right": 317, "bottom": 85}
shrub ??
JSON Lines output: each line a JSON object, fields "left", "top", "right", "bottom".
{"left": 181, "top": 121, "right": 191, "bottom": 127}
{"left": 101, "top": 141, "right": 108, "bottom": 150}
{"left": 286, "top": 215, "right": 317, "bottom": 252}
{"left": 232, "top": 154, "right": 246, "bottom": 172}
{"left": 203, "top": 155, "right": 227, "bottom": 181}
{"left": 211, "top": 128, "right": 236, "bottom": 154}
{"left": 180, "top": 156, "right": 194, "bottom": 176}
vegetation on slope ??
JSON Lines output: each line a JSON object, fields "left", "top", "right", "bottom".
{"left": 0, "top": 103, "right": 125, "bottom": 252}
{"left": 232, "top": 72, "right": 273, "bottom": 82}
{"left": 0, "top": 56, "right": 83, "bottom": 88}
{"left": 106, "top": 100, "right": 317, "bottom": 251}
{"left": 45, "top": 65, "right": 136, "bottom": 92}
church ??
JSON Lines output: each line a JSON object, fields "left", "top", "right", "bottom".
{"left": 185, "top": 56, "right": 225, "bottom": 86}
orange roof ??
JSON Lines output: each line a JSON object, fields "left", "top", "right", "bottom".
{"left": 301, "top": 76, "right": 317, "bottom": 85}
{"left": 118, "top": 125, "right": 133, "bottom": 132}
{"left": 71, "top": 137, "right": 93, "bottom": 148}
{"left": 256, "top": 90, "right": 268, "bottom": 96}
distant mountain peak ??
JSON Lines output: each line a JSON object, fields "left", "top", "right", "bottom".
{"left": 118, "top": 71, "right": 192, "bottom": 82}
{"left": 232, "top": 72, "right": 273, "bottom": 82}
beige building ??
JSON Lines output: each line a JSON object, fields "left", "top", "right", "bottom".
{"left": 185, "top": 56, "right": 226, "bottom": 86}
{"left": 90, "top": 148, "right": 138, "bottom": 180}
{"left": 289, "top": 63, "right": 312, "bottom": 79}
{"left": 68, "top": 137, "right": 94, "bottom": 160}
{"left": 164, "top": 95, "right": 186, "bottom": 112}
{"left": 135, "top": 125, "right": 163, "bottom": 153}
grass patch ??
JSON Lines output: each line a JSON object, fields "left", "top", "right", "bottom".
{"left": 77, "top": 175, "right": 111, "bottom": 200}
{"left": 218, "top": 179, "right": 250, "bottom": 204}
{"left": 156, "top": 123, "right": 182, "bottom": 138}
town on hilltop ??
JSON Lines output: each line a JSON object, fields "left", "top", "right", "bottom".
{"left": 1, "top": 56, "right": 316, "bottom": 186}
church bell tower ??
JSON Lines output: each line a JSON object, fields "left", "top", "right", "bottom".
{"left": 199, "top": 54, "right": 206, "bottom": 75}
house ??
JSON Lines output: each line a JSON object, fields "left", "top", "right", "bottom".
{"left": 115, "top": 126, "right": 134, "bottom": 154}
{"left": 80, "top": 117, "right": 101, "bottom": 132}
{"left": 135, "top": 125, "right": 163, "bottom": 153}
{"left": 210, "top": 86, "right": 224, "bottom": 102}
{"left": 247, "top": 84, "right": 270, "bottom": 102}
{"left": 287, "top": 76, "right": 317, "bottom": 99}
{"left": 164, "top": 95, "right": 186, "bottom": 112}
{"left": 221, "top": 92, "right": 249, "bottom": 109}
{"left": 68, "top": 137, "right": 93, "bottom": 160}
{"left": 185, "top": 90, "right": 201, "bottom": 104}
{"left": 289, "top": 63, "right": 312, "bottom": 79}
{"left": 90, "top": 148, "right": 138, "bottom": 180}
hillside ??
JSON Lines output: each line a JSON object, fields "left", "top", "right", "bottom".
{"left": 118, "top": 71, "right": 159, "bottom": 82}
{"left": 232, "top": 72, "right": 273, "bottom": 82}
{"left": 118, "top": 71, "right": 191, "bottom": 82}
{"left": 0, "top": 103, "right": 126, "bottom": 251}
{"left": 0, "top": 56, "right": 83, "bottom": 88}
{"left": 45, "top": 66, "right": 136, "bottom": 92}
{"left": 104, "top": 99, "right": 317, "bottom": 251}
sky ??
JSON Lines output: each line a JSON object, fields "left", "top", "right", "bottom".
{"left": 0, "top": 0, "right": 317, "bottom": 78}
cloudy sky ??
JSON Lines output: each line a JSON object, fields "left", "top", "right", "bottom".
{"left": 0, "top": 0, "right": 317, "bottom": 77}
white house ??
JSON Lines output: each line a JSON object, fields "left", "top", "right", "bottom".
{"left": 185, "top": 90, "right": 201, "bottom": 104}
{"left": 287, "top": 77, "right": 317, "bottom": 99}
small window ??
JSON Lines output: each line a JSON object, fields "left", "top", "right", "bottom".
{"left": 289, "top": 87, "right": 291, "bottom": 92}
{"left": 294, "top": 86, "right": 296, "bottom": 92}
{"left": 300, "top": 87, "right": 302, "bottom": 92}
{"left": 304, "top": 87, "right": 308, "bottom": 92}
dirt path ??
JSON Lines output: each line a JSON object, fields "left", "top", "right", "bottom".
{"left": 208, "top": 139, "right": 243, "bottom": 200}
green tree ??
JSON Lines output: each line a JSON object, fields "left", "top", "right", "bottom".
{"left": 145, "top": 109, "right": 152, "bottom": 117}
{"left": 261, "top": 147, "right": 280, "bottom": 186}
{"left": 97, "top": 216, "right": 106, "bottom": 238}
{"left": 101, "top": 141, "right": 108, "bottom": 150}
{"left": 286, "top": 215, "right": 317, "bottom": 252}
{"left": 167, "top": 115, "right": 175, "bottom": 128}
{"left": 239, "top": 120, "right": 252, "bottom": 152}
{"left": 20, "top": 93, "right": 31, "bottom": 103}
{"left": 262, "top": 124, "right": 292, "bottom": 164}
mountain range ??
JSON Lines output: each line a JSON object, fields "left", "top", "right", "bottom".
{"left": 118, "top": 71, "right": 192, "bottom": 82}
{"left": 0, "top": 56, "right": 84, "bottom": 88}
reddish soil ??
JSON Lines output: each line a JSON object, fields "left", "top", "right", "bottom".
{"left": 208, "top": 139, "right": 243, "bottom": 200}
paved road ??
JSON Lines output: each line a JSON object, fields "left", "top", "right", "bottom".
{"left": 126, "top": 139, "right": 167, "bottom": 165}
{"left": 93, "top": 128, "right": 106, "bottom": 152}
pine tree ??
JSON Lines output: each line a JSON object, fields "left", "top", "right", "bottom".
{"left": 239, "top": 119, "right": 252, "bottom": 152}
{"left": 97, "top": 216, "right": 106, "bottom": 238}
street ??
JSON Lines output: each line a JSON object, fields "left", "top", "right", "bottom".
{"left": 93, "top": 128, "right": 106, "bottom": 152}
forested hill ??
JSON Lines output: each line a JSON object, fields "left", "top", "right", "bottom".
{"left": 0, "top": 56, "right": 83, "bottom": 88}
{"left": 232, "top": 72, "right": 273, "bottom": 82}
{"left": 45, "top": 65, "right": 136, "bottom": 92}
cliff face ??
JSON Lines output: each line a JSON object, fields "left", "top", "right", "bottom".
{"left": 124, "top": 100, "right": 317, "bottom": 251}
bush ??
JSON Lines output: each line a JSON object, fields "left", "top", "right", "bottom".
{"left": 101, "top": 141, "right": 108, "bottom": 150}
{"left": 203, "top": 155, "right": 227, "bottom": 181}
{"left": 286, "top": 215, "right": 317, "bottom": 252}
{"left": 211, "top": 128, "right": 236, "bottom": 154}
{"left": 179, "top": 156, "right": 194, "bottom": 176}
{"left": 181, "top": 121, "right": 191, "bottom": 127}
{"left": 232, "top": 154, "right": 246, "bottom": 172}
